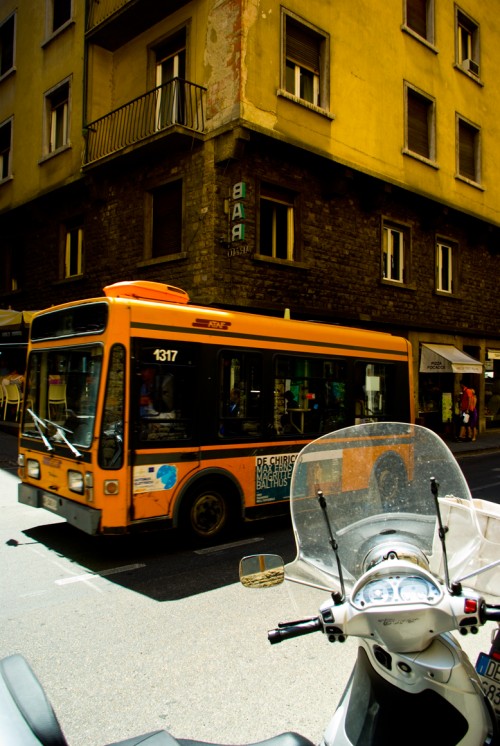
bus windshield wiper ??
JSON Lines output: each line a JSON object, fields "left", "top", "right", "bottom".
{"left": 26, "top": 409, "right": 54, "bottom": 452}
{"left": 43, "top": 418, "right": 82, "bottom": 458}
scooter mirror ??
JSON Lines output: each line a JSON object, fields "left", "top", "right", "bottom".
{"left": 239, "top": 554, "right": 285, "bottom": 588}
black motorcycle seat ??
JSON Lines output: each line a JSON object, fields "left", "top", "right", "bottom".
{"left": 180, "top": 734, "right": 315, "bottom": 746}
{"left": 0, "top": 654, "right": 68, "bottom": 745}
{"left": 111, "top": 733, "right": 315, "bottom": 746}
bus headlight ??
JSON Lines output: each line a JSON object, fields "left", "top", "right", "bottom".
{"left": 68, "top": 470, "right": 84, "bottom": 494}
{"left": 26, "top": 459, "right": 40, "bottom": 479}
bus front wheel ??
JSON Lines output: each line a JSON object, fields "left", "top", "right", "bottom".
{"left": 181, "top": 482, "right": 237, "bottom": 543}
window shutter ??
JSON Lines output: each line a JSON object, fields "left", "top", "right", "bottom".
{"left": 407, "top": 90, "right": 430, "bottom": 158}
{"left": 407, "top": 0, "right": 427, "bottom": 38}
{"left": 459, "top": 120, "right": 476, "bottom": 181}
{"left": 286, "top": 20, "right": 320, "bottom": 73}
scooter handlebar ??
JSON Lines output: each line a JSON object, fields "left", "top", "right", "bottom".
{"left": 481, "top": 605, "right": 500, "bottom": 623}
{"left": 268, "top": 618, "right": 323, "bottom": 644}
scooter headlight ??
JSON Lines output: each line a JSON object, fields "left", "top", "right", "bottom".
{"left": 363, "top": 541, "right": 429, "bottom": 573}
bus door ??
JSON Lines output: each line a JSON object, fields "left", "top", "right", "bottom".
{"left": 130, "top": 339, "right": 200, "bottom": 522}
{"left": 96, "top": 343, "right": 131, "bottom": 531}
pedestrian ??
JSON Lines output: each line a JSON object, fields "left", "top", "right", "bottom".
{"left": 458, "top": 380, "right": 474, "bottom": 441}
{"left": 469, "top": 388, "right": 478, "bottom": 442}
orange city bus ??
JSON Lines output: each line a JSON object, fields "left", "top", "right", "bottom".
{"left": 17, "top": 281, "right": 414, "bottom": 542}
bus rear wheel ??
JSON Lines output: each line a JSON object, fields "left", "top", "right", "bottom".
{"left": 182, "top": 483, "right": 235, "bottom": 543}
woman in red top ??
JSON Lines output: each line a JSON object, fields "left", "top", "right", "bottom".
{"left": 458, "top": 381, "right": 474, "bottom": 441}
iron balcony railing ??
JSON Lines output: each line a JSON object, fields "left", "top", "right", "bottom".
{"left": 84, "top": 79, "right": 206, "bottom": 165}
{"left": 87, "top": 0, "right": 130, "bottom": 29}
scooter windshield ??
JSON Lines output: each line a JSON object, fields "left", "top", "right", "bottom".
{"left": 287, "top": 422, "right": 480, "bottom": 595}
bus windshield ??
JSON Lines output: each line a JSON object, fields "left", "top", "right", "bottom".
{"left": 21, "top": 345, "right": 103, "bottom": 450}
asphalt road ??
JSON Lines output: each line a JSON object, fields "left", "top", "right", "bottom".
{"left": 0, "top": 434, "right": 497, "bottom": 746}
{"left": 459, "top": 453, "right": 500, "bottom": 505}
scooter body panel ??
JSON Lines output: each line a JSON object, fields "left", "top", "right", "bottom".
{"left": 322, "top": 637, "right": 495, "bottom": 746}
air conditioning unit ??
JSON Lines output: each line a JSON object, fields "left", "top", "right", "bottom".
{"left": 462, "top": 58, "right": 480, "bottom": 76}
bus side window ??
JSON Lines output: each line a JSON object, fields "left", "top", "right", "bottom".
{"left": 139, "top": 366, "right": 175, "bottom": 418}
{"left": 354, "top": 362, "right": 392, "bottom": 421}
{"left": 133, "top": 341, "right": 198, "bottom": 444}
{"left": 274, "top": 356, "right": 348, "bottom": 435}
{"left": 99, "top": 344, "right": 125, "bottom": 469}
{"left": 137, "top": 367, "right": 191, "bottom": 442}
{"left": 219, "top": 352, "right": 263, "bottom": 437}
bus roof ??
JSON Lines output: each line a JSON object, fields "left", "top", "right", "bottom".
{"left": 31, "top": 284, "right": 411, "bottom": 359}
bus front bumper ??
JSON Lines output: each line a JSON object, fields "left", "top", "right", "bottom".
{"left": 18, "top": 483, "right": 101, "bottom": 535}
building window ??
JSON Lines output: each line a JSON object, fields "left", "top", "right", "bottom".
{"left": 457, "top": 115, "right": 480, "bottom": 184}
{"left": 155, "top": 29, "right": 187, "bottom": 129}
{"left": 382, "top": 221, "right": 409, "bottom": 284}
{"left": 45, "top": 79, "right": 70, "bottom": 154}
{"left": 0, "top": 12, "right": 15, "bottom": 78}
{"left": 64, "top": 225, "right": 83, "bottom": 278}
{"left": 0, "top": 118, "right": 12, "bottom": 180}
{"left": 405, "top": 83, "right": 436, "bottom": 162}
{"left": 0, "top": 244, "right": 20, "bottom": 293}
{"left": 282, "top": 11, "right": 329, "bottom": 110}
{"left": 149, "top": 180, "right": 183, "bottom": 259}
{"left": 404, "top": 0, "right": 434, "bottom": 44}
{"left": 456, "top": 7, "right": 480, "bottom": 77}
{"left": 436, "top": 240, "right": 456, "bottom": 294}
{"left": 47, "top": 0, "right": 72, "bottom": 35}
{"left": 259, "top": 184, "right": 295, "bottom": 261}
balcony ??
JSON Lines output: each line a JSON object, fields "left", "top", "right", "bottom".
{"left": 86, "top": 0, "right": 191, "bottom": 50}
{"left": 83, "top": 79, "right": 206, "bottom": 166}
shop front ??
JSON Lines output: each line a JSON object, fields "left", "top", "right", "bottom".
{"left": 485, "top": 349, "right": 500, "bottom": 429}
{"left": 0, "top": 310, "right": 35, "bottom": 421}
{"left": 418, "top": 343, "right": 482, "bottom": 436}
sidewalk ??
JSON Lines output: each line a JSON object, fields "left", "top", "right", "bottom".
{"left": 445, "top": 429, "right": 500, "bottom": 459}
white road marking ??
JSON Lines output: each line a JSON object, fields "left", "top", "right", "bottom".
{"left": 54, "top": 563, "right": 145, "bottom": 585}
{"left": 194, "top": 536, "right": 264, "bottom": 555}
{"left": 472, "top": 482, "right": 500, "bottom": 492}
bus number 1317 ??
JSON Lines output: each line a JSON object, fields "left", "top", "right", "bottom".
{"left": 153, "top": 349, "right": 178, "bottom": 362}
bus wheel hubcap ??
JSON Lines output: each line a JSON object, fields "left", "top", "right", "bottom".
{"left": 191, "top": 492, "right": 226, "bottom": 537}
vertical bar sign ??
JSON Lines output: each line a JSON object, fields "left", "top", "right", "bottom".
{"left": 231, "top": 181, "right": 246, "bottom": 242}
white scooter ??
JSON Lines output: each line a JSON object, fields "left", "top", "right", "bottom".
{"left": 2, "top": 423, "right": 500, "bottom": 746}
{"left": 240, "top": 422, "right": 500, "bottom": 746}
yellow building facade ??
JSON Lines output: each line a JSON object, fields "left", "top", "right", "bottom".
{"left": 0, "top": 0, "right": 85, "bottom": 211}
{"left": 3, "top": 0, "right": 498, "bottom": 225}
